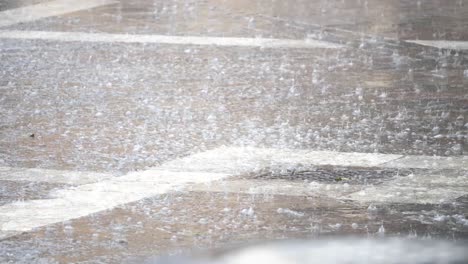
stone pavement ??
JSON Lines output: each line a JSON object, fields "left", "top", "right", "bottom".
{"left": 0, "top": 0, "right": 468, "bottom": 263}
{"left": 1, "top": 147, "right": 468, "bottom": 262}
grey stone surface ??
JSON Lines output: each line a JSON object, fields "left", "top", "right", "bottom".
{"left": 0, "top": 0, "right": 468, "bottom": 262}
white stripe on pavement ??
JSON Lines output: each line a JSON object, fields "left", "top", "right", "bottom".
{"left": 189, "top": 179, "right": 362, "bottom": 199}
{"left": 347, "top": 169, "right": 468, "bottom": 204}
{"left": 0, "top": 166, "right": 114, "bottom": 185}
{"left": 381, "top": 155, "right": 468, "bottom": 170}
{"left": 347, "top": 186, "right": 468, "bottom": 204}
{"left": 157, "top": 146, "right": 404, "bottom": 174}
{"left": 0, "top": 30, "right": 345, "bottom": 49}
{"left": 0, "top": 170, "right": 228, "bottom": 232}
{"left": 1, "top": 146, "right": 466, "bottom": 236}
{"left": 0, "top": 0, "right": 116, "bottom": 28}
{"left": 406, "top": 40, "right": 468, "bottom": 50}
{"left": 190, "top": 172, "right": 468, "bottom": 205}
{"left": 165, "top": 147, "right": 467, "bottom": 204}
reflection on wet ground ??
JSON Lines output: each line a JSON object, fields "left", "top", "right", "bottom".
{"left": 0, "top": 0, "right": 468, "bottom": 262}
{"left": 0, "top": 180, "right": 69, "bottom": 206}
{"left": 1, "top": 191, "right": 467, "bottom": 263}
{"left": 5, "top": 0, "right": 468, "bottom": 40}
{"left": 0, "top": 39, "right": 467, "bottom": 172}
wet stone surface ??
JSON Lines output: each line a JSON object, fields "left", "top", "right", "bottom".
{"left": 5, "top": 0, "right": 468, "bottom": 41}
{"left": 0, "top": 180, "right": 69, "bottom": 206}
{"left": 234, "top": 167, "right": 414, "bottom": 185}
{"left": 1, "top": 191, "right": 467, "bottom": 263}
{"left": 0, "top": 39, "right": 467, "bottom": 172}
{"left": 0, "top": 0, "right": 468, "bottom": 262}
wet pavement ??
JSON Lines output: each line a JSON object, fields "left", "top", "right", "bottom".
{"left": 1, "top": 189, "right": 468, "bottom": 262}
{"left": 0, "top": 37, "right": 467, "bottom": 172}
{"left": 0, "top": 0, "right": 468, "bottom": 263}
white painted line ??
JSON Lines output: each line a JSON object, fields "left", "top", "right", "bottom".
{"left": 189, "top": 179, "right": 361, "bottom": 199}
{"left": 0, "top": 170, "right": 228, "bottom": 232}
{"left": 406, "top": 40, "right": 468, "bottom": 50}
{"left": 0, "top": 0, "right": 116, "bottom": 28}
{"left": 0, "top": 30, "right": 345, "bottom": 49}
{"left": 0, "top": 147, "right": 466, "bottom": 233}
{"left": 0, "top": 166, "right": 114, "bottom": 185}
{"left": 347, "top": 186, "right": 467, "bottom": 204}
{"left": 157, "top": 146, "right": 403, "bottom": 174}
{"left": 347, "top": 170, "right": 468, "bottom": 204}
{"left": 171, "top": 147, "right": 467, "bottom": 204}
{"left": 191, "top": 171, "right": 468, "bottom": 204}
{"left": 381, "top": 155, "right": 468, "bottom": 170}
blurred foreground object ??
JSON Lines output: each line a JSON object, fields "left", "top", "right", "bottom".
{"left": 140, "top": 238, "right": 468, "bottom": 264}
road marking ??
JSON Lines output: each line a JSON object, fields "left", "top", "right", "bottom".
{"left": 0, "top": 170, "right": 228, "bottom": 232}
{"left": 347, "top": 186, "right": 467, "bottom": 204}
{"left": 381, "top": 155, "right": 468, "bottom": 170}
{"left": 189, "top": 179, "right": 361, "bottom": 199}
{"left": 190, "top": 174, "right": 468, "bottom": 205}
{"left": 0, "top": 30, "right": 345, "bottom": 49}
{"left": 347, "top": 170, "right": 468, "bottom": 204}
{"left": 170, "top": 147, "right": 467, "bottom": 204}
{"left": 157, "top": 146, "right": 403, "bottom": 174}
{"left": 0, "top": 166, "right": 114, "bottom": 185}
{"left": 0, "top": 146, "right": 466, "bottom": 237}
{"left": 406, "top": 40, "right": 468, "bottom": 50}
{"left": 0, "top": 0, "right": 116, "bottom": 28}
